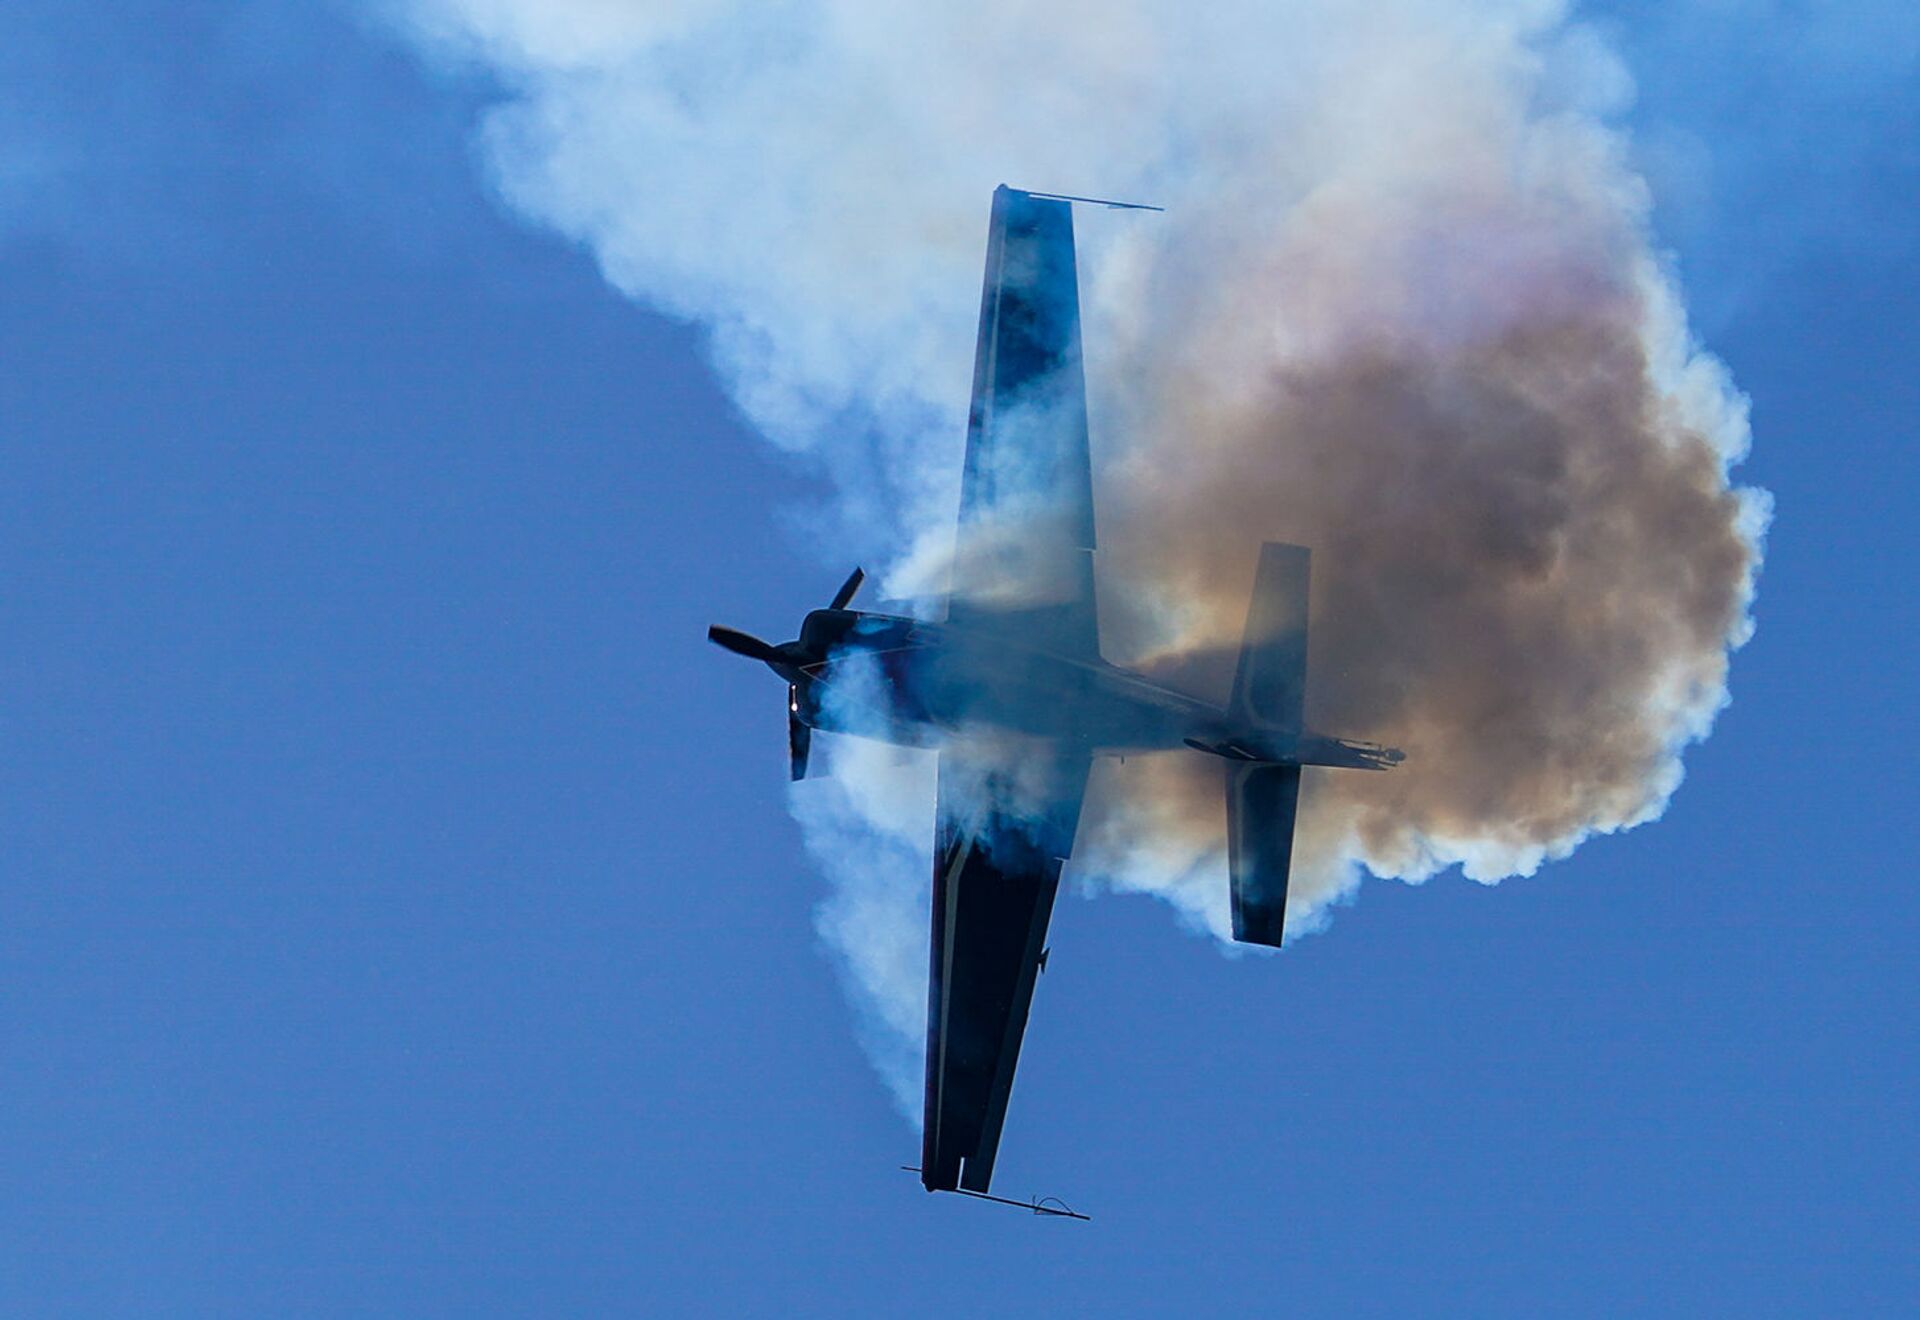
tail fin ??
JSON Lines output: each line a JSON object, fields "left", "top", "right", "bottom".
{"left": 1229, "top": 542, "right": 1310, "bottom": 732}
{"left": 1225, "top": 543, "right": 1311, "bottom": 947}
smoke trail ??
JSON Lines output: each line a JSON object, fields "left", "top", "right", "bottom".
{"left": 393, "top": 0, "right": 1767, "bottom": 1104}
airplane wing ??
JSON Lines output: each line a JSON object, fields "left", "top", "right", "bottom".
{"left": 946, "top": 186, "right": 1101, "bottom": 661}
{"left": 921, "top": 746, "right": 1089, "bottom": 1194}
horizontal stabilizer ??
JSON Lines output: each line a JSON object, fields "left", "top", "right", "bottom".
{"left": 1226, "top": 762, "right": 1302, "bottom": 947}
{"left": 1230, "top": 543, "right": 1310, "bottom": 732}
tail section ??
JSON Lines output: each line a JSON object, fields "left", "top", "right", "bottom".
{"left": 1210, "top": 541, "right": 1401, "bottom": 944}
{"left": 1224, "top": 542, "right": 1311, "bottom": 947}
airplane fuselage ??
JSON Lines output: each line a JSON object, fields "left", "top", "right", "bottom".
{"left": 777, "top": 608, "right": 1395, "bottom": 770}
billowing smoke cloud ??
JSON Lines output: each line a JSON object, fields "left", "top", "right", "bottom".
{"left": 393, "top": 0, "right": 1767, "bottom": 1105}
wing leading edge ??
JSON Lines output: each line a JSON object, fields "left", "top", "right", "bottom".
{"left": 947, "top": 186, "right": 1100, "bottom": 661}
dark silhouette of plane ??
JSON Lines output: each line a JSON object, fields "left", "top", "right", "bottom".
{"left": 711, "top": 185, "right": 1402, "bottom": 1202}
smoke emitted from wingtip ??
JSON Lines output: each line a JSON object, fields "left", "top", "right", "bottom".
{"left": 394, "top": 0, "right": 1767, "bottom": 1102}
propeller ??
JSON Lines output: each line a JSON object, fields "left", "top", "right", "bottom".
{"left": 709, "top": 566, "right": 863, "bottom": 782}
{"left": 829, "top": 566, "right": 865, "bottom": 611}
{"left": 706, "top": 625, "right": 783, "bottom": 664}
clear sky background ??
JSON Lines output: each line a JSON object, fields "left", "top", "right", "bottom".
{"left": 2, "top": 2, "right": 1915, "bottom": 1316}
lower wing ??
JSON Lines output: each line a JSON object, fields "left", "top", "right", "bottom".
{"left": 921, "top": 745, "right": 1088, "bottom": 1194}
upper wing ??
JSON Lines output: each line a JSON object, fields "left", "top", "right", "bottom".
{"left": 921, "top": 746, "right": 1089, "bottom": 1194}
{"left": 946, "top": 186, "right": 1100, "bottom": 661}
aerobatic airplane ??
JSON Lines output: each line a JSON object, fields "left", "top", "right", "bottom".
{"left": 710, "top": 185, "right": 1403, "bottom": 1207}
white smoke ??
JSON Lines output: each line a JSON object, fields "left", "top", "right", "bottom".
{"left": 391, "top": 0, "right": 1767, "bottom": 1109}
{"left": 792, "top": 734, "right": 932, "bottom": 1116}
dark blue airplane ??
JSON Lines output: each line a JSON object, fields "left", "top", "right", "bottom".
{"left": 711, "top": 185, "right": 1402, "bottom": 1205}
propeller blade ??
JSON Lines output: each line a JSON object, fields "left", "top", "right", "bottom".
{"left": 708, "top": 625, "right": 782, "bottom": 664}
{"left": 788, "top": 688, "right": 812, "bottom": 781}
{"left": 828, "top": 566, "right": 865, "bottom": 611}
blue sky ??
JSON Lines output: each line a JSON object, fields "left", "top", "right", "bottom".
{"left": 2, "top": 2, "right": 1915, "bottom": 1315}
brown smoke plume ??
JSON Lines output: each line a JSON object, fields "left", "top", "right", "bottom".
{"left": 1077, "top": 125, "right": 1764, "bottom": 934}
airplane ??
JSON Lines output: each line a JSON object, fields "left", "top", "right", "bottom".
{"left": 710, "top": 184, "right": 1403, "bottom": 1205}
